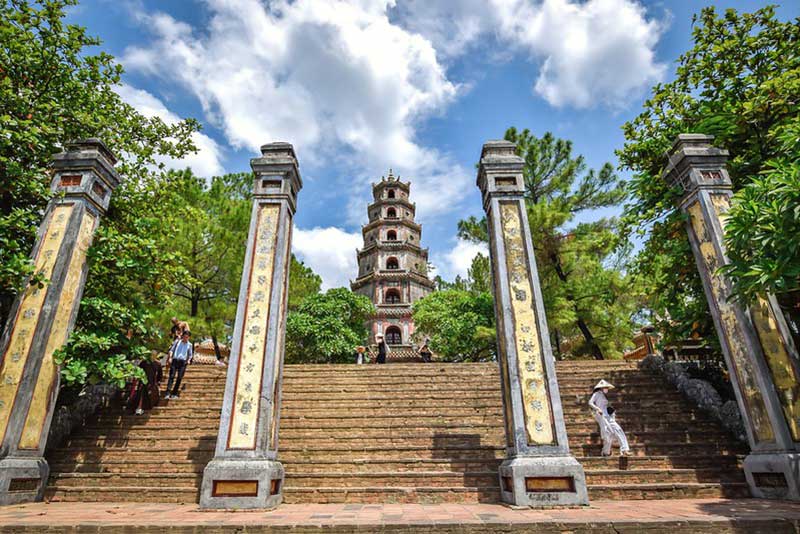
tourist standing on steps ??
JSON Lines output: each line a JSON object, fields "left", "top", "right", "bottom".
{"left": 166, "top": 330, "right": 193, "bottom": 399}
{"left": 375, "top": 333, "right": 390, "bottom": 364}
{"left": 588, "top": 379, "right": 630, "bottom": 457}
{"left": 131, "top": 352, "right": 163, "bottom": 415}
{"left": 419, "top": 339, "right": 432, "bottom": 363}
{"left": 355, "top": 345, "right": 367, "bottom": 365}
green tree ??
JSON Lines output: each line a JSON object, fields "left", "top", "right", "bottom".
{"left": 619, "top": 5, "right": 800, "bottom": 345}
{"left": 459, "top": 129, "right": 634, "bottom": 359}
{"left": 289, "top": 256, "right": 322, "bottom": 311}
{"left": 56, "top": 173, "right": 190, "bottom": 386}
{"left": 0, "top": 0, "right": 199, "bottom": 326}
{"left": 1, "top": 0, "right": 207, "bottom": 386}
{"left": 285, "top": 288, "right": 374, "bottom": 363}
{"left": 721, "top": 119, "right": 800, "bottom": 311}
{"left": 412, "top": 290, "right": 495, "bottom": 361}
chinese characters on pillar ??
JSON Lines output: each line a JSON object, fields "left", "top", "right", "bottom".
{"left": 19, "top": 211, "right": 96, "bottom": 449}
{"left": 499, "top": 201, "right": 555, "bottom": 445}
{"left": 687, "top": 200, "right": 775, "bottom": 443}
{"left": 0, "top": 205, "right": 73, "bottom": 441}
{"left": 228, "top": 204, "right": 279, "bottom": 449}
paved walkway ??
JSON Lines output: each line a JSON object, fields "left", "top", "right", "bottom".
{"left": 0, "top": 499, "right": 799, "bottom": 532}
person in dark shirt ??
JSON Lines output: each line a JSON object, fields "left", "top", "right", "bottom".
{"left": 419, "top": 339, "right": 432, "bottom": 363}
{"left": 130, "top": 353, "right": 163, "bottom": 415}
{"left": 375, "top": 333, "right": 390, "bottom": 364}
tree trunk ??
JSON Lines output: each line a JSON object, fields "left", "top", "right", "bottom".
{"left": 211, "top": 335, "right": 222, "bottom": 361}
{"left": 550, "top": 249, "right": 604, "bottom": 360}
{"left": 576, "top": 316, "right": 604, "bottom": 360}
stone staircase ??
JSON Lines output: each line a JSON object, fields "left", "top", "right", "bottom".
{"left": 44, "top": 361, "right": 749, "bottom": 504}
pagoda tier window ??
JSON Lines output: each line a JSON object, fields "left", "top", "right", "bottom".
{"left": 385, "top": 326, "right": 402, "bottom": 345}
{"left": 384, "top": 288, "right": 401, "bottom": 304}
{"left": 386, "top": 257, "right": 399, "bottom": 270}
{"left": 386, "top": 230, "right": 397, "bottom": 241}
{"left": 387, "top": 189, "right": 396, "bottom": 199}
{"left": 386, "top": 207, "right": 397, "bottom": 218}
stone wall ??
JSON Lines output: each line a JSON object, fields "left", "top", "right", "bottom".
{"left": 639, "top": 354, "right": 746, "bottom": 442}
{"left": 46, "top": 384, "right": 120, "bottom": 454}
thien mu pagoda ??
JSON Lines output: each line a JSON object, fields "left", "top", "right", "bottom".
{"left": 351, "top": 170, "right": 435, "bottom": 358}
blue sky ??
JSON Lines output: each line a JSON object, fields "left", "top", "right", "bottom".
{"left": 68, "top": 0, "right": 797, "bottom": 288}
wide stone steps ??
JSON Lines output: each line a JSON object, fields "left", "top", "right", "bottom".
{"left": 80, "top": 418, "right": 724, "bottom": 436}
{"left": 45, "top": 361, "right": 749, "bottom": 504}
{"left": 49, "top": 455, "right": 745, "bottom": 476}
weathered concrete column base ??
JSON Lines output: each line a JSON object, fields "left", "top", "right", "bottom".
{"left": 744, "top": 452, "right": 800, "bottom": 501}
{"left": 199, "top": 458, "right": 284, "bottom": 510}
{"left": 498, "top": 456, "right": 589, "bottom": 507}
{"left": 0, "top": 456, "right": 49, "bottom": 506}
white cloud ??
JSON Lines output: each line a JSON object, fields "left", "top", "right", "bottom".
{"left": 430, "top": 239, "right": 488, "bottom": 282}
{"left": 122, "top": 0, "right": 473, "bottom": 217}
{"left": 495, "top": 0, "right": 666, "bottom": 108}
{"left": 396, "top": 0, "right": 666, "bottom": 109}
{"left": 115, "top": 84, "right": 225, "bottom": 176}
{"left": 292, "top": 226, "right": 362, "bottom": 290}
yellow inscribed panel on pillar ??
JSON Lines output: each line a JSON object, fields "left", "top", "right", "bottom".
{"left": 709, "top": 193, "right": 800, "bottom": 442}
{"left": 19, "top": 211, "right": 96, "bottom": 449}
{"left": 687, "top": 200, "right": 775, "bottom": 443}
{"left": 228, "top": 204, "right": 279, "bottom": 449}
{"left": 0, "top": 204, "right": 73, "bottom": 442}
{"left": 751, "top": 297, "right": 800, "bottom": 441}
{"left": 499, "top": 201, "right": 555, "bottom": 446}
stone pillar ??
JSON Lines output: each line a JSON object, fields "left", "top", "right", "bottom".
{"left": 200, "top": 142, "right": 301, "bottom": 509}
{"left": 665, "top": 134, "right": 800, "bottom": 500}
{"left": 477, "top": 140, "right": 588, "bottom": 507}
{"left": 0, "top": 139, "right": 119, "bottom": 505}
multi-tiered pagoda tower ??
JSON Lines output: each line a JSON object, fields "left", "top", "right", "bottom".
{"left": 351, "top": 171, "right": 434, "bottom": 354}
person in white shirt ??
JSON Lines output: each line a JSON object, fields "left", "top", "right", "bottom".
{"left": 166, "top": 330, "right": 193, "bottom": 399}
{"left": 588, "top": 379, "right": 630, "bottom": 457}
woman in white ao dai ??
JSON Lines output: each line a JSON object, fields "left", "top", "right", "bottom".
{"left": 588, "top": 379, "right": 630, "bottom": 457}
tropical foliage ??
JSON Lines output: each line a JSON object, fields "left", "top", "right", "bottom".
{"left": 619, "top": 5, "right": 800, "bottom": 346}
{"left": 458, "top": 129, "right": 637, "bottom": 359}
{"left": 285, "top": 288, "right": 374, "bottom": 363}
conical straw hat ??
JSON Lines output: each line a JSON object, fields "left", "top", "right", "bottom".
{"left": 593, "top": 379, "right": 615, "bottom": 390}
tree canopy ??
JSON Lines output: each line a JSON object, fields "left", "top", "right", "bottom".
{"left": 413, "top": 252, "right": 496, "bottom": 362}
{"left": 285, "top": 288, "right": 374, "bottom": 364}
{"left": 458, "top": 129, "right": 637, "bottom": 359}
{"left": 619, "top": 5, "right": 800, "bottom": 345}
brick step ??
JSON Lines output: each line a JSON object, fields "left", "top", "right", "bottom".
{"left": 80, "top": 423, "right": 503, "bottom": 438}
{"left": 584, "top": 468, "right": 745, "bottom": 485}
{"left": 573, "top": 442, "right": 746, "bottom": 457}
{"left": 91, "top": 412, "right": 507, "bottom": 428}
{"left": 63, "top": 429, "right": 738, "bottom": 449}
{"left": 46, "top": 466, "right": 747, "bottom": 490}
{"left": 567, "top": 429, "right": 733, "bottom": 443}
{"left": 587, "top": 482, "right": 750, "bottom": 500}
{"left": 43, "top": 485, "right": 499, "bottom": 504}
{"left": 274, "top": 381, "right": 669, "bottom": 393}
{"left": 51, "top": 444, "right": 506, "bottom": 461}
{"left": 280, "top": 482, "right": 746, "bottom": 503}
{"left": 44, "top": 486, "right": 202, "bottom": 504}
{"left": 50, "top": 472, "right": 201, "bottom": 489}
{"left": 82, "top": 417, "right": 721, "bottom": 435}
{"left": 281, "top": 486, "right": 499, "bottom": 504}
{"left": 51, "top": 471, "right": 505, "bottom": 489}
{"left": 577, "top": 455, "right": 744, "bottom": 470}
{"left": 180, "top": 389, "right": 682, "bottom": 401}
{"left": 50, "top": 458, "right": 506, "bottom": 475}
{"left": 44, "top": 481, "right": 747, "bottom": 504}
{"left": 49, "top": 453, "right": 746, "bottom": 477}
